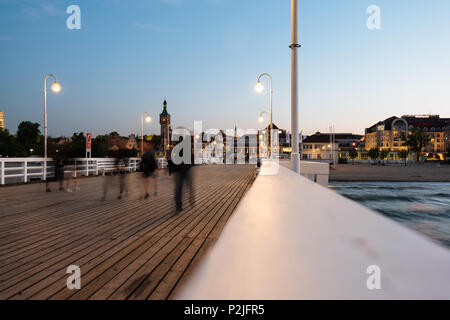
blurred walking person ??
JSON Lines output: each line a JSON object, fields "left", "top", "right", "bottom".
{"left": 168, "top": 149, "right": 194, "bottom": 213}
{"left": 116, "top": 150, "right": 129, "bottom": 200}
{"left": 141, "top": 142, "right": 158, "bottom": 199}
{"left": 45, "top": 156, "right": 65, "bottom": 192}
{"left": 66, "top": 159, "right": 79, "bottom": 192}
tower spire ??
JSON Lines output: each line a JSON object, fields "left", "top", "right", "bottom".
{"left": 160, "top": 99, "right": 171, "bottom": 152}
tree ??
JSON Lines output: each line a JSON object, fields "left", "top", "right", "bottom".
{"left": 145, "top": 135, "right": 162, "bottom": 149}
{"left": 403, "top": 128, "right": 431, "bottom": 162}
{"left": 17, "top": 121, "right": 41, "bottom": 154}
{"left": 63, "top": 132, "right": 86, "bottom": 158}
{"left": 368, "top": 147, "right": 380, "bottom": 164}
{"left": 0, "top": 129, "right": 27, "bottom": 157}
{"left": 107, "top": 148, "right": 138, "bottom": 158}
{"left": 398, "top": 149, "right": 409, "bottom": 166}
{"left": 92, "top": 134, "right": 109, "bottom": 158}
{"left": 380, "top": 150, "right": 389, "bottom": 164}
{"left": 348, "top": 149, "right": 358, "bottom": 165}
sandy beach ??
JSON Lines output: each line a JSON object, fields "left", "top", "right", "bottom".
{"left": 330, "top": 163, "right": 450, "bottom": 182}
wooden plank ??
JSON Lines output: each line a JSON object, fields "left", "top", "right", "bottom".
{"left": 0, "top": 165, "right": 256, "bottom": 300}
{"left": 97, "top": 174, "right": 249, "bottom": 300}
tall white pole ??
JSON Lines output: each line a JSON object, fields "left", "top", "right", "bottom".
{"left": 333, "top": 124, "right": 336, "bottom": 169}
{"left": 43, "top": 74, "right": 56, "bottom": 181}
{"left": 290, "top": 0, "right": 300, "bottom": 173}
{"left": 44, "top": 76, "right": 48, "bottom": 181}
{"left": 141, "top": 112, "right": 151, "bottom": 156}
{"left": 270, "top": 77, "right": 273, "bottom": 159}
{"left": 43, "top": 74, "right": 60, "bottom": 186}
{"left": 140, "top": 113, "right": 144, "bottom": 156}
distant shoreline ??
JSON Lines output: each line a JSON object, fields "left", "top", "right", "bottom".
{"left": 329, "top": 163, "right": 450, "bottom": 183}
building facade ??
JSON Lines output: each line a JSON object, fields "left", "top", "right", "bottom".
{"left": 0, "top": 111, "right": 4, "bottom": 131}
{"left": 365, "top": 115, "right": 450, "bottom": 158}
{"left": 257, "top": 123, "right": 289, "bottom": 157}
{"left": 301, "top": 132, "right": 362, "bottom": 162}
{"left": 107, "top": 134, "right": 139, "bottom": 151}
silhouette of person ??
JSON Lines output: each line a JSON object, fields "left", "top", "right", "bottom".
{"left": 168, "top": 147, "right": 194, "bottom": 212}
{"left": 46, "top": 152, "right": 65, "bottom": 192}
{"left": 116, "top": 150, "right": 129, "bottom": 200}
{"left": 141, "top": 142, "right": 158, "bottom": 199}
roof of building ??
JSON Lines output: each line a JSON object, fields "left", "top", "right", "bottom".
{"left": 302, "top": 132, "right": 362, "bottom": 143}
{"left": 366, "top": 115, "right": 450, "bottom": 133}
{"left": 262, "top": 123, "right": 281, "bottom": 131}
{"left": 160, "top": 100, "right": 170, "bottom": 117}
{"left": 365, "top": 116, "right": 398, "bottom": 133}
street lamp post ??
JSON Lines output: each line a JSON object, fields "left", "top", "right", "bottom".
{"left": 290, "top": 0, "right": 301, "bottom": 173}
{"left": 255, "top": 73, "right": 273, "bottom": 158}
{"left": 43, "top": 74, "right": 61, "bottom": 184}
{"left": 258, "top": 111, "right": 269, "bottom": 158}
{"left": 140, "top": 112, "right": 152, "bottom": 156}
{"left": 258, "top": 111, "right": 268, "bottom": 124}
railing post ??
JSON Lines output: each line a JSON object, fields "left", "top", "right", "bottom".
{"left": 96, "top": 160, "right": 99, "bottom": 176}
{"left": 41, "top": 159, "right": 45, "bottom": 181}
{"left": 0, "top": 160, "right": 4, "bottom": 185}
{"left": 24, "top": 160, "right": 28, "bottom": 183}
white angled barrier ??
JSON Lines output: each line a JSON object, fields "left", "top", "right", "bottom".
{"left": 176, "top": 165, "right": 450, "bottom": 299}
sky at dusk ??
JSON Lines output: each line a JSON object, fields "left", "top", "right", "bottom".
{"left": 1, "top": 0, "right": 450, "bottom": 137}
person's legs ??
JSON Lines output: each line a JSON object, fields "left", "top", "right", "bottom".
{"left": 73, "top": 171, "right": 79, "bottom": 191}
{"left": 185, "top": 169, "right": 195, "bottom": 206}
{"left": 58, "top": 169, "right": 65, "bottom": 190}
{"left": 118, "top": 171, "right": 125, "bottom": 199}
{"left": 66, "top": 172, "right": 73, "bottom": 192}
{"left": 152, "top": 172, "right": 158, "bottom": 196}
{"left": 143, "top": 175, "right": 150, "bottom": 199}
{"left": 175, "top": 171, "right": 184, "bottom": 211}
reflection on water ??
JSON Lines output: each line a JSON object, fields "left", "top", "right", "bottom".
{"left": 330, "top": 182, "right": 450, "bottom": 248}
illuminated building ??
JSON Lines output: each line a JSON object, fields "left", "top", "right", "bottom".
{"left": 365, "top": 115, "right": 450, "bottom": 158}
{"left": 0, "top": 111, "right": 4, "bottom": 131}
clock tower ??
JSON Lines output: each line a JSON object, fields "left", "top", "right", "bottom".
{"left": 160, "top": 100, "right": 171, "bottom": 151}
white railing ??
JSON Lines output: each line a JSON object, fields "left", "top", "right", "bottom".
{"left": 0, "top": 157, "right": 141, "bottom": 185}
{"left": 277, "top": 159, "right": 329, "bottom": 186}
{"left": 176, "top": 165, "right": 450, "bottom": 299}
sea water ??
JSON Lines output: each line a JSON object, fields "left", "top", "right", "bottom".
{"left": 330, "top": 182, "right": 450, "bottom": 248}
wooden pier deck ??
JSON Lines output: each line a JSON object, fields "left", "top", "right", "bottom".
{"left": 0, "top": 165, "right": 255, "bottom": 300}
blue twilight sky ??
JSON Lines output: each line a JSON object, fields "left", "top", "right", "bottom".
{"left": 1, "top": 0, "right": 450, "bottom": 137}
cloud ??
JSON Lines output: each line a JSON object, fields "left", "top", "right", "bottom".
{"left": 135, "top": 22, "right": 182, "bottom": 33}
{"left": 19, "top": 0, "right": 64, "bottom": 19}
{"left": 39, "top": 1, "right": 64, "bottom": 16}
